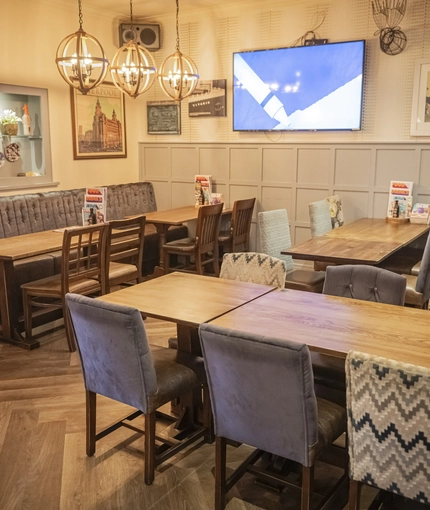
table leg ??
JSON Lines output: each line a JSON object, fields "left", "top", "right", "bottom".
{"left": 152, "top": 224, "right": 171, "bottom": 275}
{"left": 0, "top": 259, "right": 39, "bottom": 349}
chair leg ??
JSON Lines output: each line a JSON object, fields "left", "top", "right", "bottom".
{"left": 163, "top": 249, "right": 171, "bottom": 275}
{"left": 215, "top": 436, "right": 227, "bottom": 510}
{"left": 145, "top": 412, "right": 156, "bottom": 485}
{"left": 212, "top": 253, "right": 220, "bottom": 277}
{"left": 86, "top": 390, "right": 96, "bottom": 457}
{"left": 301, "top": 465, "right": 314, "bottom": 510}
{"left": 23, "top": 290, "right": 33, "bottom": 341}
{"left": 196, "top": 255, "right": 204, "bottom": 275}
{"left": 63, "top": 301, "right": 76, "bottom": 352}
{"left": 202, "top": 384, "right": 214, "bottom": 444}
{"left": 348, "top": 479, "right": 361, "bottom": 510}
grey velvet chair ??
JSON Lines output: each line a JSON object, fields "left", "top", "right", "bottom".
{"left": 199, "top": 322, "right": 347, "bottom": 510}
{"left": 346, "top": 350, "right": 430, "bottom": 509}
{"left": 316, "top": 265, "right": 407, "bottom": 406}
{"left": 403, "top": 232, "right": 430, "bottom": 309}
{"left": 258, "top": 209, "right": 325, "bottom": 293}
{"left": 66, "top": 293, "right": 211, "bottom": 485}
{"left": 220, "top": 252, "right": 287, "bottom": 289}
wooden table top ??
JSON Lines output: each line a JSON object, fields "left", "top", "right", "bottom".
{"left": 97, "top": 272, "right": 275, "bottom": 327}
{"left": 209, "top": 289, "right": 430, "bottom": 368}
{"left": 283, "top": 218, "right": 429, "bottom": 264}
{"left": 0, "top": 229, "right": 70, "bottom": 261}
{"left": 144, "top": 205, "right": 232, "bottom": 226}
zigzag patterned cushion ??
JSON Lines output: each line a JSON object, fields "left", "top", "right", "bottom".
{"left": 346, "top": 351, "right": 430, "bottom": 504}
{"left": 220, "top": 252, "right": 286, "bottom": 289}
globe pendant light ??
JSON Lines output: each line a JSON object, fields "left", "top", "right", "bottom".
{"left": 158, "top": 0, "right": 199, "bottom": 101}
{"left": 110, "top": 0, "right": 157, "bottom": 98}
{"left": 55, "top": 0, "right": 109, "bottom": 95}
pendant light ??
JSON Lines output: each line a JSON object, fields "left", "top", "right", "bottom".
{"left": 158, "top": 0, "right": 199, "bottom": 101}
{"left": 55, "top": 0, "right": 109, "bottom": 95}
{"left": 110, "top": 0, "right": 157, "bottom": 98}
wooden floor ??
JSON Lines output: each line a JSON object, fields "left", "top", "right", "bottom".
{"left": 0, "top": 318, "right": 427, "bottom": 510}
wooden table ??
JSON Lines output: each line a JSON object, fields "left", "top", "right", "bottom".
{"left": 98, "top": 271, "right": 274, "bottom": 354}
{"left": 144, "top": 205, "right": 231, "bottom": 274}
{"left": 209, "top": 289, "right": 430, "bottom": 367}
{"left": 0, "top": 229, "right": 71, "bottom": 349}
{"left": 283, "top": 218, "right": 429, "bottom": 265}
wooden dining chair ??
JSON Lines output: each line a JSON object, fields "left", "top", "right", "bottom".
{"left": 21, "top": 224, "right": 108, "bottom": 351}
{"left": 218, "top": 197, "right": 255, "bottom": 257}
{"left": 258, "top": 209, "right": 325, "bottom": 292}
{"left": 199, "top": 322, "right": 347, "bottom": 510}
{"left": 346, "top": 350, "right": 430, "bottom": 509}
{"left": 66, "top": 293, "right": 210, "bottom": 485}
{"left": 105, "top": 215, "right": 146, "bottom": 293}
{"left": 163, "top": 203, "right": 223, "bottom": 276}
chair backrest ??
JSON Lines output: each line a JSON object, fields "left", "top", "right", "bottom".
{"left": 220, "top": 252, "right": 286, "bottom": 289}
{"left": 196, "top": 203, "right": 224, "bottom": 254}
{"left": 66, "top": 293, "right": 157, "bottom": 413}
{"left": 323, "top": 265, "right": 406, "bottom": 306}
{"left": 229, "top": 197, "right": 256, "bottom": 251}
{"left": 106, "top": 214, "right": 146, "bottom": 277}
{"left": 346, "top": 350, "right": 430, "bottom": 503}
{"left": 199, "top": 323, "right": 318, "bottom": 466}
{"left": 326, "top": 195, "right": 344, "bottom": 228}
{"left": 258, "top": 209, "right": 293, "bottom": 272}
{"left": 61, "top": 224, "right": 108, "bottom": 295}
{"left": 309, "top": 199, "right": 332, "bottom": 238}
{"left": 416, "top": 232, "right": 430, "bottom": 302}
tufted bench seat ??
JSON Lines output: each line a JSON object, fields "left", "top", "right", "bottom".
{"left": 0, "top": 182, "right": 187, "bottom": 316}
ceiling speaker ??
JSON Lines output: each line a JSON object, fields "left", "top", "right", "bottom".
{"left": 118, "top": 23, "right": 160, "bottom": 51}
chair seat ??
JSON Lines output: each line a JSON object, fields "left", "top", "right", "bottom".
{"left": 314, "top": 397, "right": 346, "bottom": 459}
{"left": 412, "top": 260, "right": 421, "bottom": 276}
{"left": 108, "top": 261, "right": 138, "bottom": 283}
{"left": 21, "top": 274, "right": 102, "bottom": 297}
{"left": 218, "top": 231, "right": 232, "bottom": 245}
{"left": 404, "top": 273, "right": 423, "bottom": 306}
{"left": 378, "top": 247, "right": 423, "bottom": 275}
{"left": 285, "top": 269, "right": 325, "bottom": 293}
{"left": 163, "top": 237, "right": 197, "bottom": 254}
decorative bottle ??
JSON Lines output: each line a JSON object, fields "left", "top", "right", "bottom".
{"left": 22, "top": 104, "right": 31, "bottom": 136}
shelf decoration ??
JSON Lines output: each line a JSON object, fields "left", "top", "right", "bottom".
{"left": 0, "top": 109, "right": 22, "bottom": 136}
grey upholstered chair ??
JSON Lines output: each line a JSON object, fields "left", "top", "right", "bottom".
{"left": 66, "top": 293, "right": 210, "bottom": 485}
{"left": 309, "top": 199, "right": 332, "bottom": 238}
{"left": 199, "top": 322, "right": 347, "bottom": 510}
{"left": 316, "top": 265, "right": 407, "bottom": 406}
{"left": 258, "top": 209, "right": 325, "bottom": 292}
{"left": 346, "top": 350, "right": 430, "bottom": 509}
{"left": 403, "top": 232, "right": 430, "bottom": 309}
{"left": 220, "top": 252, "right": 287, "bottom": 289}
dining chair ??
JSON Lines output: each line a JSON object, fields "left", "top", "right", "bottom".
{"left": 66, "top": 293, "right": 211, "bottom": 485}
{"left": 258, "top": 209, "right": 325, "bottom": 292}
{"left": 21, "top": 224, "right": 108, "bottom": 352}
{"left": 105, "top": 215, "right": 146, "bottom": 293}
{"left": 346, "top": 350, "right": 430, "bottom": 509}
{"left": 402, "top": 232, "right": 430, "bottom": 309}
{"left": 163, "top": 203, "right": 223, "bottom": 276}
{"left": 218, "top": 197, "right": 255, "bottom": 257}
{"left": 309, "top": 199, "right": 332, "bottom": 238}
{"left": 199, "top": 322, "right": 347, "bottom": 510}
{"left": 219, "top": 252, "right": 286, "bottom": 289}
{"left": 326, "top": 195, "right": 344, "bottom": 228}
{"left": 315, "top": 264, "right": 407, "bottom": 406}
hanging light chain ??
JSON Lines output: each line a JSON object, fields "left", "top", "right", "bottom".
{"left": 130, "top": 0, "right": 134, "bottom": 29}
{"left": 175, "top": 0, "right": 180, "bottom": 51}
{"left": 78, "top": 0, "right": 83, "bottom": 30}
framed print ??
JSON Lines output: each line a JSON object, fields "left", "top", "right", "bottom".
{"left": 188, "top": 79, "right": 227, "bottom": 117}
{"left": 411, "top": 59, "right": 430, "bottom": 136}
{"left": 147, "top": 101, "right": 181, "bottom": 134}
{"left": 70, "top": 82, "right": 127, "bottom": 159}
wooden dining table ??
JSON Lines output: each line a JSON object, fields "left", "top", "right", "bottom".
{"left": 283, "top": 218, "right": 429, "bottom": 265}
{"left": 209, "top": 288, "right": 430, "bottom": 368}
{"left": 144, "top": 205, "right": 232, "bottom": 275}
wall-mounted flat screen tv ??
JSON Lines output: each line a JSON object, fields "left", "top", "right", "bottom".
{"left": 233, "top": 40, "right": 365, "bottom": 132}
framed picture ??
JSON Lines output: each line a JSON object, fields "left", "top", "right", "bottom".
{"left": 411, "top": 59, "right": 430, "bottom": 136}
{"left": 188, "top": 79, "right": 227, "bottom": 117}
{"left": 147, "top": 101, "right": 181, "bottom": 134}
{"left": 70, "top": 82, "right": 127, "bottom": 159}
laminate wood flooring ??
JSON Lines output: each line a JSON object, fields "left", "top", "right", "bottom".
{"left": 0, "top": 319, "right": 427, "bottom": 510}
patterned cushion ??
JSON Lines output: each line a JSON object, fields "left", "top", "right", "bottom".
{"left": 309, "top": 199, "right": 332, "bottom": 238}
{"left": 326, "top": 195, "right": 344, "bottom": 229}
{"left": 220, "top": 252, "right": 286, "bottom": 289}
{"left": 346, "top": 351, "right": 430, "bottom": 504}
{"left": 258, "top": 209, "right": 294, "bottom": 273}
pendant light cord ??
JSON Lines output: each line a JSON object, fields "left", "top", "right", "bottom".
{"left": 78, "top": 0, "right": 83, "bottom": 30}
{"left": 175, "top": 0, "right": 180, "bottom": 51}
{"left": 130, "top": 0, "right": 134, "bottom": 30}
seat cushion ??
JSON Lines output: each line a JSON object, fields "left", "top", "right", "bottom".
{"left": 163, "top": 238, "right": 197, "bottom": 254}
{"left": 147, "top": 346, "right": 206, "bottom": 413}
{"left": 108, "top": 262, "right": 138, "bottom": 285}
{"left": 285, "top": 269, "right": 325, "bottom": 293}
{"left": 21, "top": 274, "right": 101, "bottom": 296}
{"left": 404, "top": 274, "right": 424, "bottom": 307}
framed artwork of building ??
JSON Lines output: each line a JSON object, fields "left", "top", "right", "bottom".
{"left": 70, "top": 82, "right": 127, "bottom": 159}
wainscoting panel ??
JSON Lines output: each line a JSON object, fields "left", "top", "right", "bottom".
{"left": 140, "top": 142, "right": 430, "bottom": 252}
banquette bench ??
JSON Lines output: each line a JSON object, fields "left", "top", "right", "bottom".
{"left": 0, "top": 182, "right": 187, "bottom": 316}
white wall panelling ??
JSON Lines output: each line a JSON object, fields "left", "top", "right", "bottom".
{"left": 140, "top": 142, "right": 430, "bottom": 251}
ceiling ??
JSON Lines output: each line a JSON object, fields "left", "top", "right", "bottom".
{"left": 75, "top": 0, "right": 243, "bottom": 18}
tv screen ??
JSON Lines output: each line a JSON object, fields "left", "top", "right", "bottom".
{"left": 233, "top": 40, "right": 365, "bottom": 132}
